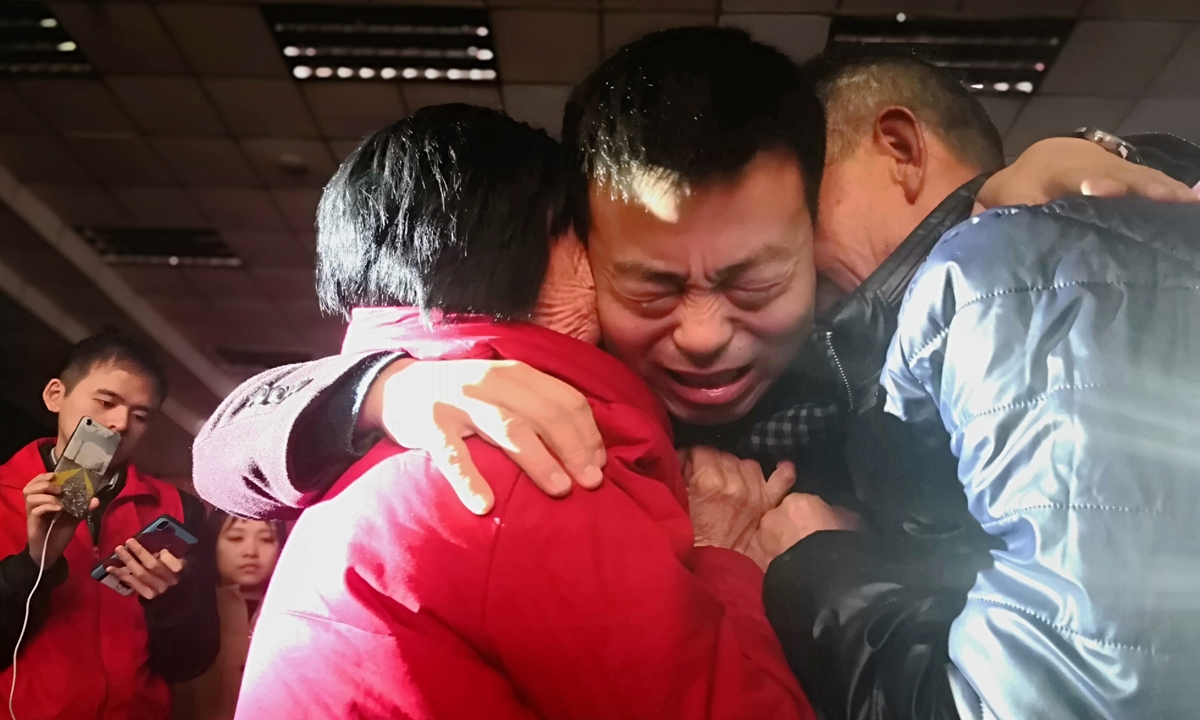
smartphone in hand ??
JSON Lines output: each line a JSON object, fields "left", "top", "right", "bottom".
{"left": 91, "top": 515, "right": 199, "bottom": 596}
{"left": 53, "top": 416, "right": 119, "bottom": 518}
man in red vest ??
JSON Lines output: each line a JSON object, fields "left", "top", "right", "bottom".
{"left": 0, "top": 333, "right": 218, "bottom": 720}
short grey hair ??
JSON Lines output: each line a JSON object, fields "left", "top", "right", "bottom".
{"left": 806, "top": 54, "right": 1005, "bottom": 173}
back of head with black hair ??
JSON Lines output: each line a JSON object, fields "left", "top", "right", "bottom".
{"left": 60, "top": 332, "right": 168, "bottom": 405}
{"left": 316, "top": 103, "right": 566, "bottom": 320}
{"left": 562, "top": 26, "right": 826, "bottom": 240}
{"left": 802, "top": 53, "right": 1005, "bottom": 173}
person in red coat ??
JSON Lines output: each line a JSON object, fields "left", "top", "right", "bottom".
{"left": 0, "top": 334, "right": 218, "bottom": 720}
{"left": 232, "top": 104, "right": 816, "bottom": 720}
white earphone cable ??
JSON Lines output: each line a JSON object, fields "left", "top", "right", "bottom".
{"left": 9, "top": 514, "right": 57, "bottom": 720}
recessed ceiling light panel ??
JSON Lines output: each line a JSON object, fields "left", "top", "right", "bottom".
{"left": 0, "top": 1, "right": 91, "bottom": 76}
{"left": 263, "top": 5, "right": 499, "bottom": 83}
{"left": 826, "top": 16, "right": 1075, "bottom": 96}
{"left": 80, "top": 228, "right": 242, "bottom": 268}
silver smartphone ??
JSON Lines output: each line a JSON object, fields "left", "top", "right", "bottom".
{"left": 53, "top": 417, "right": 120, "bottom": 518}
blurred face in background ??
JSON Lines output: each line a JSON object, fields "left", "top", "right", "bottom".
{"left": 216, "top": 518, "right": 281, "bottom": 590}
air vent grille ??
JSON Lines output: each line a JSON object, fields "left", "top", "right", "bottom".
{"left": 827, "top": 16, "right": 1075, "bottom": 95}
{"left": 0, "top": 1, "right": 91, "bottom": 76}
{"left": 262, "top": 4, "right": 498, "bottom": 83}
{"left": 79, "top": 228, "right": 242, "bottom": 268}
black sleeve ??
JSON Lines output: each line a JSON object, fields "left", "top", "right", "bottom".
{"left": 764, "top": 403, "right": 998, "bottom": 720}
{"left": 764, "top": 530, "right": 980, "bottom": 720}
{"left": 192, "top": 352, "right": 400, "bottom": 521}
{"left": 0, "top": 548, "right": 69, "bottom": 670}
{"left": 141, "top": 492, "right": 220, "bottom": 683}
{"left": 1121, "top": 133, "right": 1200, "bottom": 187}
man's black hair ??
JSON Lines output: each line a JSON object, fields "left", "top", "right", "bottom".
{"left": 60, "top": 332, "right": 168, "bottom": 405}
{"left": 801, "top": 52, "right": 1005, "bottom": 173}
{"left": 316, "top": 103, "right": 567, "bottom": 320}
{"left": 562, "top": 26, "right": 826, "bottom": 241}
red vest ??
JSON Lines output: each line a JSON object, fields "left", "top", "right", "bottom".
{"left": 0, "top": 440, "right": 183, "bottom": 720}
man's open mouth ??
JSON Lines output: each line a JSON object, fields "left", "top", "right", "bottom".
{"left": 665, "top": 365, "right": 752, "bottom": 389}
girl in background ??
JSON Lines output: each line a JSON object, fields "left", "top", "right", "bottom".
{"left": 173, "top": 510, "right": 287, "bottom": 720}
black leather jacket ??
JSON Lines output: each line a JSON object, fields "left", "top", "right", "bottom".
{"left": 765, "top": 175, "right": 994, "bottom": 720}
{"left": 764, "top": 136, "right": 1200, "bottom": 720}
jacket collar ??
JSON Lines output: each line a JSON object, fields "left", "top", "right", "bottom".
{"left": 342, "top": 308, "right": 673, "bottom": 437}
{"left": 835, "top": 173, "right": 991, "bottom": 317}
{"left": 807, "top": 174, "right": 990, "bottom": 413}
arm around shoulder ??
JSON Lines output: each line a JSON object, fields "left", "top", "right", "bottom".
{"left": 192, "top": 351, "right": 402, "bottom": 520}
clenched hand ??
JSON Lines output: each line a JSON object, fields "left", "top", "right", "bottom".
{"left": 755, "top": 493, "right": 862, "bottom": 569}
{"left": 681, "top": 447, "right": 794, "bottom": 568}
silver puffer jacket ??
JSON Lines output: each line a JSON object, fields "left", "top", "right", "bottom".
{"left": 882, "top": 196, "right": 1200, "bottom": 719}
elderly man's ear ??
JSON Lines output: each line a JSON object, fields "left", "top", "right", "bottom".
{"left": 872, "top": 106, "right": 927, "bottom": 204}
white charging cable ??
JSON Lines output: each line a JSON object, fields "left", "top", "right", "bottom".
{"left": 8, "top": 515, "right": 57, "bottom": 720}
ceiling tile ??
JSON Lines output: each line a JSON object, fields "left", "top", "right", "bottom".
{"left": 48, "top": 2, "right": 189, "bottom": 74}
{"left": 0, "top": 136, "right": 90, "bottom": 183}
{"left": 156, "top": 4, "right": 290, "bottom": 78}
{"left": 252, "top": 268, "right": 317, "bottom": 304}
{"left": 270, "top": 188, "right": 322, "bottom": 235}
{"left": 13, "top": 79, "right": 134, "bottom": 135}
{"left": 218, "top": 321, "right": 300, "bottom": 349}
{"left": 977, "top": 96, "right": 1027, "bottom": 137}
{"left": 151, "top": 138, "right": 260, "bottom": 188}
{"left": 241, "top": 139, "right": 336, "bottom": 188}
{"left": 25, "top": 183, "right": 128, "bottom": 228}
{"left": 491, "top": 10, "right": 601, "bottom": 84}
{"left": 111, "top": 186, "right": 208, "bottom": 228}
{"left": 107, "top": 77, "right": 226, "bottom": 136}
{"left": 205, "top": 79, "right": 321, "bottom": 138}
{"left": 192, "top": 188, "right": 287, "bottom": 232}
{"left": 718, "top": 13, "right": 829, "bottom": 63}
{"left": 220, "top": 231, "right": 313, "bottom": 268}
{"left": 276, "top": 297, "right": 325, "bottom": 329}
{"left": 302, "top": 82, "right": 406, "bottom": 140}
{"left": 961, "top": 0, "right": 1084, "bottom": 15}
{"left": 375, "top": 0, "right": 483, "bottom": 5}
{"left": 838, "top": 0, "right": 957, "bottom": 11}
{"left": 329, "top": 140, "right": 361, "bottom": 163}
{"left": 1084, "top": 0, "right": 1200, "bottom": 20}
{"left": 605, "top": 0, "right": 714, "bottom": 9}
{"left": 66, "top": 136, "right": 176, "bottom": 185}
{"left": 1119, "top": 98, "right": 1200, "bottom": 142}
{"left": 0, "top": 82, "right": 50, "bottom": 135}
{"left": 401, "top": 83, "right": 504, "bottom": 111}
{"left": 720, "top": 0, "right": 834, "bottom": 10}
{"left": 1147, "top": 25, "right": 1200, "bottom": 98}
{"left": 1004, "top": 96, "right": 1136, "bottom": 154}
{"left": 184, "top": 267, "right": 268, "bottom": 300}
{"left": 489, "top": 0, "right": 597, "bottom": 7}
{"left": 209, "top": 297, "right": 286, "bottom": 331}
{"left": 146, "top": 295, "right": 218, "bottom": 326}
{"left": 603, "top": 12, "right": 713, "bottom": 53}
{"left": 1039, "top": 21, "right": 1191, "bottom": 96}
{"left": 116, "top": 266, "right": 199, "bottom": 297}
{"left": 502, "top": 84, "right": 572, "bottom": 136}
{"left": 304, "top": 322, "right": 347, "bottom": 355}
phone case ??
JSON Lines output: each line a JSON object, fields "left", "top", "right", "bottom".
{"left": 53, "top": 417, "right": 119, "bottom": 518}
{"left": 91, "top": 515, "right": 199, "bottom": 595}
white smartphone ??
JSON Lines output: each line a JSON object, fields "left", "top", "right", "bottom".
{"left": 53, "top": 417, "right": 119, "bottom": 518}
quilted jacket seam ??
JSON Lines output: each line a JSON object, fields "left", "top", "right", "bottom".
{"left": 979, "top": 503, "right": 1169, "bottom": 529}
{"left": 964, "top": 595, "right": 1156, "bottom": 655}
{"left": 907, "top": 281, "right": 1200, "bottom": 365}
{"left": 953, "top": 382, "right": 1108, "bottom": 434}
